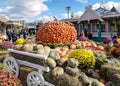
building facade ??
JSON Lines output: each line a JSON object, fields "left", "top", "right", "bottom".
{"left": 63, "top": 5, "right": 120, "bottom": 41}
{"left": 78, "top": 5, "right": 120, "bottom": 41}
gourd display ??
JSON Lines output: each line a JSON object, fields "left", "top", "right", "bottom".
{"left": 0, "top": 70, "right": 22, "bottom": 86}
{"left": 36, "top": 21, "right": 77, "bottom": 44}
{"left": 68, "top": 49, "right": 96, "bottom": 69}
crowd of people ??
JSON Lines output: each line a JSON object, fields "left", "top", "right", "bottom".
{"left": 6, "top": 29, "right": 35, "bottom": 42}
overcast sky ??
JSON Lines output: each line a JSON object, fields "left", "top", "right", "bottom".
{"left": 0, "top": 0, "right": 120, "bottom": 22}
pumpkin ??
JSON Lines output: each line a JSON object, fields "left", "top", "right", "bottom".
{"left": 86, "top": 42, "right": 92, "bottom": 47}
{"left": 95, "top": 46, "right": 104, "bottom": 51}
{"left": 81, "top": 42, "right": 86, "bottom": 48}
{"left": 36, "top": 21, "right": 77, "bottom": 44}
{"left": 91, "top": 42, "right": 97, "bottom": 48}
{"left": 59, "top": 52, "right": 66, "bottom": 58}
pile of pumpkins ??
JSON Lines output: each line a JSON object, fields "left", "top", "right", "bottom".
{"left": 13, "top": 38, "right": 105, "bottom": 59}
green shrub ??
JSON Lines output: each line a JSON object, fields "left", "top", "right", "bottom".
{"left": 68, "top": 49, "right": 96, "bottom": 69}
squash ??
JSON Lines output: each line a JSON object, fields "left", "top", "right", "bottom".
{"left": 14, "top": 44, "right": 23, "bottom": 50}
{"left": 49, "top": 51, "right": 60, "bottom": 60}
{"left": 44, "top": 46, "right": 50, "bottom": 57}
{"left": 47, "top": 58, "right": 56, "bottom": 68}
{"left": 67, "top": 58, "right": 79, "bottom": 68}
{"left": 37, "top": 47, "right": 45, "bottom": 55}
{"left": 52, "top": 67, "right": 64, "bottom": 76}
{"left": 24, "top": 44, "right": 34, "bottom": 52}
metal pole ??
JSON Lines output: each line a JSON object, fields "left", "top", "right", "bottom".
{"left": 66, "top": 6, "right": 71, "bottom": 19}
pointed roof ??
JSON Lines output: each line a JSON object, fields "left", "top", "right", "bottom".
{"left": 78, "top": 5, "right": 103, "bottom": 23}
{"left": 110, "top": 6, "right": 119, "bottom": 13}
{"left": 102, "top": 6, "right": 120, "bottom": 18}
{"left": 96, "top": 7, "right": 109, "bottom": 15}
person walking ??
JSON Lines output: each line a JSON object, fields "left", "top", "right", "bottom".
{"left": 6, "top": 29, "right": 12, "bottom": 41}
{"left": 11, "top": 30, "right": 17, "bottom": 42}
{"left": 88, "top": 31, "right": 92, "bottom": 39}
{"left": 23, "top": 30, "right": 27, "bottom": 39}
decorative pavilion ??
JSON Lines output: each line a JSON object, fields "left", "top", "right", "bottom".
{"left": 78, "top": 5, "right": 120, "bottom": 41}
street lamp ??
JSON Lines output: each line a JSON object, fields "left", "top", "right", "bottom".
{"left": 66, "top": 6, "right": 71, "bottom": 19}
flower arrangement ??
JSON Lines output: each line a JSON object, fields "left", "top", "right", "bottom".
{"left": 68, "top": 49, "right": 96, "bottom": 69}
{"left": 103, "top": 37, "right": 112, "bottom": 44}
{"left": 0, "top": 41, "right": 13, "bottom": 50}
{"left": 79, "top": 36, "right": 87, "bottom": 41}
{"left": 0, "top": 70, "right": 23, "bottom": 86}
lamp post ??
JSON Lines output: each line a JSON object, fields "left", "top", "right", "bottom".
{"left": 66, "top": 6, "right": 71, "bottom": 19}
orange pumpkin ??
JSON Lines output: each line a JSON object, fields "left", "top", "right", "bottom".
{"left": 81, "top": 42, "right": 86, "bottom": 48}
{"left": 91, "top": 42, "right": 97, "bottom": 48}
{"left": 95, "top": 46, "right": 104, "bottom": 51}
{"left": 86, "top": 42, "right": 92, "bottom": 47}
{"left": 59, "top": 52, "right": 66, "bottom": 58}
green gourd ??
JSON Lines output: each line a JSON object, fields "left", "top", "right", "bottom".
{"left": 47, "top": 58, "right": 56, "bottom": 68}
{"left": 67, "top": 58, "right": 79, "bottom": 68}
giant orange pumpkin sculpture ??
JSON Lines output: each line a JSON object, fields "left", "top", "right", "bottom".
{"left": 36, "top": 21, "right": 77, "bottom": 44}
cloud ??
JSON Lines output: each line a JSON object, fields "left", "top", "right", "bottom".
{"left": 37, "top": 15, "right": 55, "bottom": 23}
{"left": 92, "top": 1, "right": 120, "bottom": 12}
{"left": 61, "top": 13, "right": 68, "bottom": 19}
{"left": 74, "top": 11, "right": 84, "bottom": 18}
{"left": 0, "top": 0, "right": 48, "bottom": 20}
{"left": 76, "top": 0, "right": 88, "bottom": 3}
{"left": 0, "top": 8, "right": 2, "bottom": 12}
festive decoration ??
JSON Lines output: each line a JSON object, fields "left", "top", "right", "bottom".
{"left": 36, "top": 21, "right": 77, "bottom": 44}
{"left": 68, "top": 49, "right": 96, "bottom": 69}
